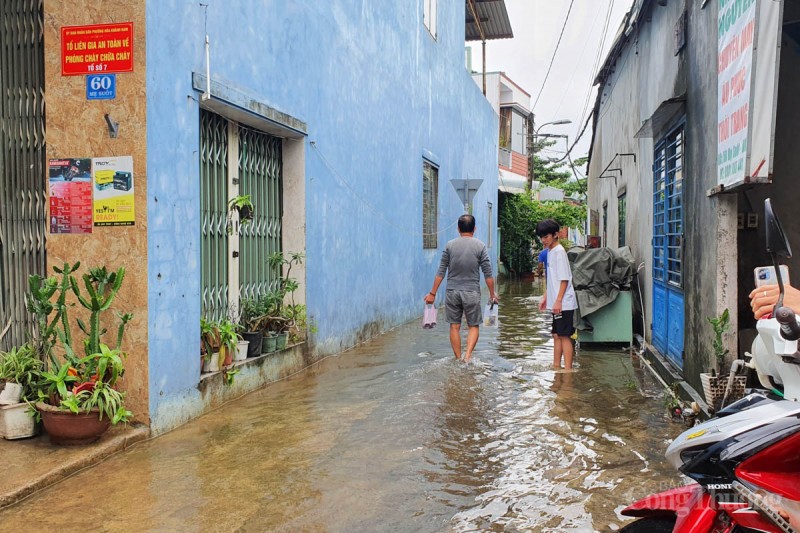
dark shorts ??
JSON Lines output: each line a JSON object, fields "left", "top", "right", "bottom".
{"left": 551, "top": 309, "right": 575, "bottom": 337}
{"left": 445, "top": 290, "right": 482, "bottom": 326}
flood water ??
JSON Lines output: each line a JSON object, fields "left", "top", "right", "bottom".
{"left": 1, "top": 281, "right": 684, "bottom": 532}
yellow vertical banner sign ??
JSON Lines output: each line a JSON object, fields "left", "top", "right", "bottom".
{"left": 92, "top": 156, "right": 135, "bottom": 226}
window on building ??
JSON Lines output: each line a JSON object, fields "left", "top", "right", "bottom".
{"left": 618, "top": 193, "right": 627, "bottom": 247}
{"left": 423, "top": 0, "right": 437, "bottom": 38}
{"left": 499, "top": 108, "right": 512, "bottom": 149}
{"left": 200, "top": 109, "right": 283, "bottom": 320}
{"left": 423, "top": 161, "right": 438, "bottom": 249}
{"left": 602, "top": 201, "right": 608, "bottom": 247}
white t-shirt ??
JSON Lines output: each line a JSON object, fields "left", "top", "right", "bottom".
{"left": 545, "top": 244, "right": 577, "bottom": 311}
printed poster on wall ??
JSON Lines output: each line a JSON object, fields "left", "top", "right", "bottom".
{"left": 92, "top": 156, "right": 135, "bottom": 226}
{"left": 717, "top": 0, "right": 782, "bottom": 190}
{"left": 49, "top": 158, "right": 93, "bottom": 234}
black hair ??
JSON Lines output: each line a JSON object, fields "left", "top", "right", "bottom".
{"left": 458, "top": 214, "right": 476, "bottom": 233}
{"left": 536, "top": 219, "right": 560, "bottom": 238}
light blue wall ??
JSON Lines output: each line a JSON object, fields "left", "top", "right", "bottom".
{"left": 146, "top": 0, "right": 498, "bottom": 431}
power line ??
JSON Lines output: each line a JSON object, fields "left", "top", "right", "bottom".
{"left": 576, "top": 0, "right": 616, "bottom": 133}
{"left": 532, "top": 0, "right": 575, "bottom": 111}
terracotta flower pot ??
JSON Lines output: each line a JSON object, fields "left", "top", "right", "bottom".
{"left": 37, "top": 403, "right": 111, "bottom": 445}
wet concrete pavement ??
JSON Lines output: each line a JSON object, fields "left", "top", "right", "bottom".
{"left": 0, "top": 280, "right": 684, "bottom": 532}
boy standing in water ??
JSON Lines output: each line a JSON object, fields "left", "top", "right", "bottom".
{"left": 536, "top": 219, "right": 577, "bottom": 369}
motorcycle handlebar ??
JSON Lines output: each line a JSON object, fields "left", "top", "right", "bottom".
{"left": 774, "top": 305, "right": 800, "bottom": 341}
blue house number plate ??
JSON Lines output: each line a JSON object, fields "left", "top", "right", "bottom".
{"left": 86, "top": 74, "right": 116, "bottom": 100}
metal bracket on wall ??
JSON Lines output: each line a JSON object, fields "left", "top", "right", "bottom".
{"left": 104, "top": 113, "right": 119, "bottom": 138}
{"left": 597, "top": 153, "right": 637, "bottom": 185}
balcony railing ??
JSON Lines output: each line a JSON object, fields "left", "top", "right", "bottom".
{"left": 499, "top": 147, "right": 511, "bottom": 168}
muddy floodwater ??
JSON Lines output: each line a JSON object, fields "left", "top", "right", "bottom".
{"left": 1, "top": 281, "right": 685, "bottom": 532}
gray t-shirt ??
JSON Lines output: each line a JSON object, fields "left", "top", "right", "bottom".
{"left": 436, "top": 236, "right": 493, "bottom": 292}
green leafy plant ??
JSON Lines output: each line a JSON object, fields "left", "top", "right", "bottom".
{"left": 33, "top": 344, "right": 131, "bottom": 424}
{"left": 217, "top": 318, "right": 241, "bottom": 355}
{"left": 707, "top": 309, "right": 731, "bottom": 373}
{"left": 498, "top": 193, "right": 586, "bottom": 275}
{"left": 25, "top": 262, "right": 80, "bottom": 366}
{"left": 25, "top": 263, "right": 133, "bottom": 424}
{"left": 223, "top": 368, "right": 240, "bottom": 386}
{"left": 227, "top": 195, "right": 254, "bottom": 234}
{"left": 0, "top": 344, "right": 43, "bottom": 401}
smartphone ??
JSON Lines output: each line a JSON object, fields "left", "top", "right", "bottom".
{"left": 552, "top": 312, "right": 562, "bottom": 320}
{"left": 754, "top": 265, "right": 790, "bottom": 287}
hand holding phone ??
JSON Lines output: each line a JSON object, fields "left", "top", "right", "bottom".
{"left": 754, "top": 265, "right": 790, "bottom": 287}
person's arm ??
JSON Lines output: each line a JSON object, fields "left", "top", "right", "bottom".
{"left": 425, "top": 276, "right": 443, "bottom": 304}
{"left": 553, "top": 280, "right": 568, "bottom": 314}
{"left": 486, "top": 277, "right": 497, "bottom": 303}
{"left": 479, "top": 245, "right": 498, "bottom": 302}
{"left": 425, "top": 246, "right": 450, "bottom": 304}
{"left": 749, "top": 283, "right": 800, "bottom": 318}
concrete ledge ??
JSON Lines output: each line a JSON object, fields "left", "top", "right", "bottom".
{"left": 150, "top": 343, "right": 312, "bottom": 435}
{"left": 641, "top": 341, "right": 712, "bottom": 418}
{"left": 0, "top": 424, "right": 149, "bottom": 510}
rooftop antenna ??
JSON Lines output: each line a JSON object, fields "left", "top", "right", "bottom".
{"left": 200, "top": 3, "right": 211, "bottom": 101}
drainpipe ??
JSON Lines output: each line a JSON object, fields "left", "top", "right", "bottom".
{"left": 482, "top": 40, "right": 487, "bottom": 95}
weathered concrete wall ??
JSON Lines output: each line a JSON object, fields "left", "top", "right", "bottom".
{"left": 588, "top": 0, "right": 740, "bottom": 390}
{"left": 144, "top": 1, "right": 498, "bottom": 433}
{"left": 588, "top": 0, "right": 686, "bottom": 346}
{"left": 43, "top": 0, "right": 149, "bottom": 423}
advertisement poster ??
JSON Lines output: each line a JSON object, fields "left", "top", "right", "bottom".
{"left": 61, "top": 22, "right": 134, "bottom": 76}
{"left": 92, "top": 156, "right": 135, "bottom": 226}
{"left": 49, "top": 158, "right": 93, "bottom": 234}
{"left": 717, "top": 0, "right": 782, "bottom": 189}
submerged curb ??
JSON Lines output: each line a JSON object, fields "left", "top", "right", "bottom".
{"left": 0, "top": 425, "right": 149, "bottom": 510}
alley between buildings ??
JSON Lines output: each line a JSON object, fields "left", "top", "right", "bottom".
{"left": 0, "top": 281, "right": 682, "bottom": 532}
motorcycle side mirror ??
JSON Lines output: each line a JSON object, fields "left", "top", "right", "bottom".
{"left": 765, "top": 198, "right": 792, "bottom": 309}
{"left": 765, "top": 198, "right": 792, "bottom": 259}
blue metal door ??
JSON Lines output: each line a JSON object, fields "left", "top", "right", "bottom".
{"left": 652, "top": 126, "right": 685, "bottom": 367}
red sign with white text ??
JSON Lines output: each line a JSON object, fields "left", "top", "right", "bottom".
{"left": 61, "top": 22, "right": 134, "bottom": 76}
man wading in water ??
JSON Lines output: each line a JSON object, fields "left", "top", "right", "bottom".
{"left": 424, "top": 214, "right": 498, "bottom": 363}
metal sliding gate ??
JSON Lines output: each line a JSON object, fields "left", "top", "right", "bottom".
{"left": 200, "top": 109, "right": 282, "bottom": 320}
{"left": 199, "top": 111, "right": 229, "bottom": 321}
{"left": 0, "top": 0, "right": 47, "bottom": 351}
{"left": 238, "top": 126, "right": 282, "bottom": 301}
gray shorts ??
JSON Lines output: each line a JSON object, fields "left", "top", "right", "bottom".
{"left": 445, "top": 290, "right": 482, "bottom": 326}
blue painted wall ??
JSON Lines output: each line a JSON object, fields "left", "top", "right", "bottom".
{"left": 146, "top": 0, "right": 498, "bottom": 431}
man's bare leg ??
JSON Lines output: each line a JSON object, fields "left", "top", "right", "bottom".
{"left": 463, "top": 326, "right": 480, "bottom": 363}
{"left": 562, "top": 336, "right": 575, "bottom": 369}
{"left": 553, "top": 335, "right": 563, "bottom": 368}
{"left": 449, "top": 323, "right": 462, "bottom": 359}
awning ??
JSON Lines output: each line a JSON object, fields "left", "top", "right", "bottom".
{"left": 465, "top": 0, "right": 513, "bottom": 41}
{"left": 634, "top": 95, "right": 686, "bottom": 138}
{"left": 498, "top": 168, "right": 526, "bottom": 194}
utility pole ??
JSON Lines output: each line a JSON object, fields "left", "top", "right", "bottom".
{"left": 527, "top": 113, "right": 535, "bottom": 191}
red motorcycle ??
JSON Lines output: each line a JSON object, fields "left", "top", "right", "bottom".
{"left": 621, "top": 200, "right": 800, "bottom": 532}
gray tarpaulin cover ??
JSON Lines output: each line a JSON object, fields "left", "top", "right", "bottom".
{"left": 567, "top": 246, "right": 635, "bottom": 330}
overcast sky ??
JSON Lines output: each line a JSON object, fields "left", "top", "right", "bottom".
{"left": 467, "top": 0, "right": 632, "bottom": 165}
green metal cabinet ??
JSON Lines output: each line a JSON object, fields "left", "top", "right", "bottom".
{"left": 577, "top": 291, "right": 633, "bottom": 344}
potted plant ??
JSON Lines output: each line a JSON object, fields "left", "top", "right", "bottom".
{"left": 217, "top": 317, "right": 241, "bottom": 367}
{"left": 0, "top": 344, "right": 42, "bottom": 439}
{"left": 27, "top": 263, "right": 134, "bottom": 445}
{"left": 700, "top": 309, "right": 746, "bottom": 411}
{"left": 227, "top": 195, "right": 254, "bottom": 234}
{"left": 201, "top": 318, "right": 220, "bottom": 373}
{"left": 239, "top": 298, "right": 264, "bottom": 358}
{"left": 267, "top": 251, "right": 309, "bottom": 349}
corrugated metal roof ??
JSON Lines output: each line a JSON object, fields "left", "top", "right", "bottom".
{"left": 466, "top": 0, "right": 514, "bottom": 41}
